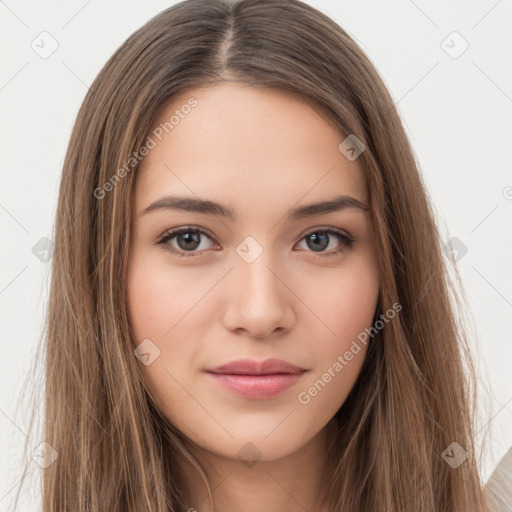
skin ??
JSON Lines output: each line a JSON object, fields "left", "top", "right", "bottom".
{"left": 127, "top": 81, "right": 380, "bottom": 512}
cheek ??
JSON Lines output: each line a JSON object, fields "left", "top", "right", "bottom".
{"left": 126, "top": 252, "right": 212, "bottom": 341}
{"left": 297, "top": 252, "right": 379, "bottom": 345}
{"left": 126, "top": 258, "right": 204, "bottom": 428}
{"left": 330, "top": 272, "right": 379, "bottom": 340}
{"left": 293, "top": 254, "right": 378, "bottom": 411}
{"left": 296, "top": 344, "right": 367, "bottom": 418}
{"left": 126, "top": 253, "right": 215, "bottom": 401}
{"left": 296, "top": 282, "right": 377, "bottom": 415}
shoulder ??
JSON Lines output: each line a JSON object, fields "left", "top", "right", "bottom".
{"left": 485, "top": 447, "right": 512, "bottom": 512}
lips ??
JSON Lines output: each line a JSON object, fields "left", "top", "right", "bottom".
{"left": 205, "top": 358, "right": 307, "bottom": 399}
{"left": 207, "top": 358, "right": 305, "bottom": 375}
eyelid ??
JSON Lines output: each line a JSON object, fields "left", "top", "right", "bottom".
{"left": 299, "top": 225, "right": 355, "bottom": 242}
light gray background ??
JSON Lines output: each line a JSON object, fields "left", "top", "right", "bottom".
{"left": 1, "top": 0, "right": 511, "bottom": 509}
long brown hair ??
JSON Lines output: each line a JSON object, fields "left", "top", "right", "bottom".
{"left": 13, "top": 0, "right": 494, "bottom": 510}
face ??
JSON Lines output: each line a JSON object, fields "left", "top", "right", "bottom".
{"left": 127, "top": 82, "right": 379, "bottom": 463}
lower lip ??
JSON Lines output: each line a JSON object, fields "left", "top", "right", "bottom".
{"left": 206, "top": 372, "right": 304, "bottom": 399}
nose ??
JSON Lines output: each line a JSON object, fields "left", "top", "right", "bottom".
{"left": 222, "top": 249, "right": 296, "bottom": 339}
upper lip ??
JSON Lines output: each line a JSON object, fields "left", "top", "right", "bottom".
{"left": 206, "top": 358, "right": 306, "bottom": 376}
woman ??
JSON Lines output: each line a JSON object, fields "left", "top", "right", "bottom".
{"left": 14, "top": 0, "right": 500, "bottom": 510}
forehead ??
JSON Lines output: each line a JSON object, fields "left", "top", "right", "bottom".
{"left": 134, "top": 82, "right": 368, "bottom": 215}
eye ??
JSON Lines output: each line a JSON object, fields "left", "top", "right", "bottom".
{"left": 295, "top": 228, "right": 355, "bottom": 256}
{"left": 156, "top": 226, "right": 355, "bottom": 258}
{"left": 157, "top": 227, "right": 218, "bottom": 257}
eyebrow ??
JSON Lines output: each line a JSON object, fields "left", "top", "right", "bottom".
{"left": 141, "top": 194, "right": 369, "bottom": 221}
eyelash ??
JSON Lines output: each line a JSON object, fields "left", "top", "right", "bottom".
{"left": 156, "top": 226, "right": 355, "bottom": 258}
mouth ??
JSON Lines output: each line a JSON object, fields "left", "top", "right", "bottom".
{"left": 205, "top": 358, "right": 307, "bottom": 399}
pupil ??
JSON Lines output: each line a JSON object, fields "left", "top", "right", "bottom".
{"left": 308, "top": 232, "right": 328, "bottom": 251}
{"left": 178, "top": 232, "right": 200, "bottom": 250}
